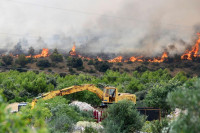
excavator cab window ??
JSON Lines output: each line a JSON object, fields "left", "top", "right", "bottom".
{"left": 104, "top": 88, "right": 116, "bottom": 103}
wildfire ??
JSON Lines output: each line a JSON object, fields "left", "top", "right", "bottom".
{"left": 148, "top": 52, "right": 168, "bottom": 63}
{"left": 26, "top": 48, "right": 49, "bottom": 58}
{"left": 97, "top": 57, "right": 103, "bottom": 61}
{"left": 181, "top": 33, "right": 200, "bottom": 60}
{"left": 128, "top": 56, "right": 144, "bottom": 62}
{"left": 108, "top": 56, "right": 123, "bottom": 63}
{"left": 69, "top": 44, "right": 77, "bottom": 56}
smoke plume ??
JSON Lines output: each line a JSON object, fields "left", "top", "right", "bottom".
{"left": 0, "top": 0, "right": 200, "bottom": 57}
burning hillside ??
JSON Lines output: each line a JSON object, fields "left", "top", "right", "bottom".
{"left": 181, "top": 33, "right": 200, "bottom": 60}
{"left": 67, "top": 33, "right": 200, "bottom": 63}
{"left": 68, "top": 43, "right": 169, "bottom": 63}
{"left": 26, "top": 48, "right": 49, "bottom": 58}
{"left": 2, "top": 33, "right": 200, "bottom": 64}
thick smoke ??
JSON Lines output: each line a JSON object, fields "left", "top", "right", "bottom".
{"left": 78, "top": 0, "right": 200, "bottom": 57}
{"left": 0, "top": 0, "right": 200, "bottom": 57}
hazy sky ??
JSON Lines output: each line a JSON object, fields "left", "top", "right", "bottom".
{"left": 0, "top": 0, "right": 200, "bottom": 55}
{"left": 0, "top": 0, "right": 122, "bottom": 36}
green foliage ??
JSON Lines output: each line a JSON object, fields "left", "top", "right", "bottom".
{"left": 64, "top": 91, "right": 102, "bottom": 106}
{"left": 84, "top": 126, "right": 98, "bottom": 133}
{"left": 0, "top": 71, "right": 55, "bottom": 102}
{"left": 67, "top": 57, "right": 83, "bottom": 68}
{"left": 2, "top": 55, "right": 13, "bottom": 65}
{"left": 36, "top": 59, "right": 51, "bottom": 68}
{"left": 50, "top": 49, "right": 63, "bottom": 62}
{"left": 126, "top": 77, "right": 145, "bottom": 93}
{"left": 150, "top": 119, "right": 169, "bottom": 133}
{"left": 167, "top": 78, "right": 200, "bottom": 133}
{"left": 144, "top": 80, "right": 182, "bottom": 111}
{"left": 102, "top": 100, "right": 145, "bottom": 133}
{"left": 38, "top": 97, "right": 93, "bottom": 133}
{"left": 94, "top": 61, "right": 110, "bottom": 72}
{"left": 15, "top": 54, "right": 28, "bottom": 67}
{"left": 0, "top": 94, "right": 33, "bottom": 133}
{"left": 88, "top": 60, "right": 94, "bottom": 65}
{"left": 141, "top": 121, "right": 152, "bottom": 133}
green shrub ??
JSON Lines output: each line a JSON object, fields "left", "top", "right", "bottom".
{"left": 36, "top": 59, "right": 51, "bottom": 68}
{"left": 50, "top": 49, "right": 63, "bottom": 62}
{"left": 2, "top": 55, "right": 13, "bottom": 65}
{"left": 67, "top": 58, "right": 83, "bottom": 68}
{"left": 94, "top": 61, "right": 110, "bottom": 72}
{"left": 84, "top": 126, "right": 98, "bottom": 133}
{"left": 15, "top": 54, "right": 28, "bottom": 67}
{"left": 167, "top": 78, "right": 200, "bottom": 133}
{"left": 102, "top": 100, "right": 145, "bottom": 133}
{"left": 88, "top": 60, "right": 94, "bottom": 65}
{"left": 151, "top": 119, "right": 169, "bottom": 133}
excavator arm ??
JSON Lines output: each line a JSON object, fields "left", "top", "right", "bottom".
{"left": 31, "top": 84, "right": 104, "bottom": 109}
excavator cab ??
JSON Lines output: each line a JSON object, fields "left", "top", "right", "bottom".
{"left": 103, "top": 87, "right": 118, "bottom": 104}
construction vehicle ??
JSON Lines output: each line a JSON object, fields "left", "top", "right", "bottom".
{"left": 25, "top": 84, "right": 136, "bottom": 109}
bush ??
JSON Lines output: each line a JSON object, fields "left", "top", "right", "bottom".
{"left": 144, "top": 80, "right": 182, "bottom": 111}
{"left": 88, "top": 60, "right": 94, "bottom": 65}
{"left": 84, "top": 126, "right": 98, "bottom": 133}
{"left": 150, "top": 119, "right": 169, "bottom": 133}
{"left": 116, "top": 62, "right": 123, "bottom": 66}
{"left": 102, "top": 100, "right": 145, "bottom": 133}
{"left": 94, "top": 61, "right": 110, "bottom": 72}
{"left": 135, "top": 65, "right": 148, "bottom": 72}
{"left": 167, "top": 78, "right": 200, "bottom": 133}
{"left": 50, "top": 49, "right": 63, "bottom": 62}
{"left": 67, "top": 58, "right": 83, "bottom": 68}
{"left": 15, "top": 54, "right": 28, "bottom": 67}
{"left": 2, "top": 55, "right": 13, "bottom": 65}
{"left": 36, "top": 59, "right": 51, "bottom": 68}
{"left": 69, "top": 68, "right": 76, "bottom": 74}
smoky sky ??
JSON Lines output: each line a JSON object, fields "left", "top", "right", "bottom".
{"left": 0, "top": 0, "right": 200, "bottom": 56}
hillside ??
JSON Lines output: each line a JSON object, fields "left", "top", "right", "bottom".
{"left": 1, "top": 55, "right": 200, "bottom": 77}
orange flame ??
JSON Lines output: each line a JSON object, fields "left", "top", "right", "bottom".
{"left": 181, "top": 33, "right": 200, "bottom": 60}
{"left": 108, "top": 56, "right": 123, "bottom": 63}
{"left": 148, "top": 52, "right": 168, "bottom": 63}
{"left": 70, "top": 44, "right": 76, "bottom": 56}
{"left": 128, "top": 56, "right": 144, "bottom": 62}
{"left": 33, "top": 48, "right": 49, "bottom": 58}
{"left": 26, "top": 48, "right": 49, "bottom": 58}
{"left": 97, "top": 57, "right": 103, "bottom": 61}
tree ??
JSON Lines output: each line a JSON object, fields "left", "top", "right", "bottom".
{"left": 94, "top": 61, "right": 110, "bottom": 72}
{"left": 167, "top": 78, "right": 200, "bottom": 133}
{"left": 28, "top": 46, "right": 35, "bottom": 56}
{"left": 50, "top": 48, "right": 63, "bottom": 62}
{"left": 144, "top": 80, "right": 182, "bottom": 111}
{"left": 67, "top": 58, "right": 83, "bottom": 68}
{"left": 2, "top": 55, "right": 13, "bottom": 65}
{"left": 102, "top": 100, "right": 145, "bottom": 133}
{"left": 36, "top": 59, "right": 51, "bottom": 68}
{"left": 15, "top": 54, "right": 28, "bottom": 67}
{"left": 0, "top": 94, "right": 32, "bottom": 133}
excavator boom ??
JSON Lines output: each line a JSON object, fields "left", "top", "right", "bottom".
{"left": 31, "top": 84, "right": 136, "bottom": 109}
{"left": 31, "top": 84, "right": 104, "bottom": 109}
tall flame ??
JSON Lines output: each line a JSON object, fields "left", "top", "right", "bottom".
{"left": 70, "top": 44, "right": 77, "bottom": 56}
{"left": 33, "top": 48, "right": 49, "bottom": 58}
{"left": 181, "top": 33, "right": 200, "bottom": 60}
{"left": 26, "top": 48, "right": 49, "bottom": 58}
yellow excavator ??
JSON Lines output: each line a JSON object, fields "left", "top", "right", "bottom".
{"left": 30, "top": 84, "right": 136, "bottom": 109}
